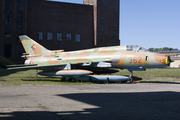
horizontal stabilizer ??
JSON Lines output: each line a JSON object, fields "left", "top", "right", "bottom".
{"left": 21, "top": 54, "right": 41, "bottom": 58}
{"left": 51, "top": 50, "right": 64, "bottom": 54}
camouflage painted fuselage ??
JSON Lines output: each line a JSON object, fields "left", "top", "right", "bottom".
{"left": 24, "top": 44, "right": 169, "bottom": 71}
{"left": 8, "top": 35, "right": 171, "bottom": 82}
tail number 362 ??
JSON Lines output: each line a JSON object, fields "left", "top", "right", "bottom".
{"left": 129, "top": 57, "right": 142, "bottom": 64}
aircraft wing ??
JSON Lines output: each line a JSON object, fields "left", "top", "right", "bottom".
{"left": 7, "top": 59, "right": 109, "bottom": 70}
{"left": 7, "top": 63, "right": 66, "bottom": 70}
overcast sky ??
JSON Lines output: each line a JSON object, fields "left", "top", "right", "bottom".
{"left": 49, "top": 0, "right": 180, "bottom": 49}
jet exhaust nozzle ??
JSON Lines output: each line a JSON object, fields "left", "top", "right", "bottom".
{"left": 167, "top": 56, "right": 174, "bottom": 66}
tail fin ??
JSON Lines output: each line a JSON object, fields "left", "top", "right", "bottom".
{"left": 19, "top": 35, "right": 51, "bottom": 57}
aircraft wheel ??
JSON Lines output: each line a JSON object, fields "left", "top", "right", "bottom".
{"left": 61, "top": 77, "right": 66, "bottom": 81}
{"left": 106, "top": 77, "right": 109, "bottom": 84}
{"left": 126, "top": 78, "right": 133, "bottom": 84}
{"left": 89, "top": 78, "right": 92, "bottom": 83}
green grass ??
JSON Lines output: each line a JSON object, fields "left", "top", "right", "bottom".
{"left": 0, "top": 68, "right": 92, "bottom": 85}
{"left": 114, "top": 68, "right": 180, "bottom": 82}
{"left": 0, "top": 68, "right": 180, "bottom": 85}
{"left": 114, "top": 68, "right": 180, "bottom": 77}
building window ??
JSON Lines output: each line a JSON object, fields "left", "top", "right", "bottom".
{"left": 47, "top": 32, "right": 52, "bottom": 40}
{"left": 18, "top": 0, "right": 24, "bottom": 3}
{"left": 101, "top": 16, "right": 104, "bottom": 21}
{"left": 57, "top": 33, "right": 62, "bottom": 41}
{"left": 66, "top": 33, "right": 71, "bottom": 41}
{"left": 100, "top": 28, "right": 104, "bottom": 32}
{"left": 75, "top": 34, "right": 80, "bottom": 42}
{"left": 113, "top": 8, "right": 116, "bottom": 13}
{"left": 101, "top": 1, "right": 104, "bottom": 5}
{"left": 5, "top": 28, "right": 11, "bottom": 35}
{"left": 38, "top": 32, "right": 43, "bottom": 40}
{"left": 17, "top": 0, "right": 23, "bottom": 35}
{"left": 113, "top": 23, "right": 116, "bottom": 27}
{"left": 100, "top": 39, "right": 104, "bottom": 43}
{"left": 17, "top": 22, "right": 22, "bottom": 28}
{"left": 5, "top": 19, "right": 11, "bottom": 25}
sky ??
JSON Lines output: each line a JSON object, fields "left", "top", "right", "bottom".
{"left": 49, "top": 0, "right": 180, "bottom": 49}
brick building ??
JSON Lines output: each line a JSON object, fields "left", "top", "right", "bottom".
{"left": 0, "top": 0, "right": 120, "bottom": 62}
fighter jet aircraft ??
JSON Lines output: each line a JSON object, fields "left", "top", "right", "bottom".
{"left": 7, "top": 35, "right": 173, "bottom": 83}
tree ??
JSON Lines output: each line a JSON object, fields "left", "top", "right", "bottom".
{"left": 162, "top": 47, "right": 169, "bottom": 51}
{"left": 148, "top": 47, "right": 178, "bottom": 52}
{"left": 148, "top": 48, "right": 154, "bottom": 52}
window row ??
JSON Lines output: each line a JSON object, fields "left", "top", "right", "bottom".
{"left": 100, "top": 23, "right": 117, "bottom": 32}
{"left": 99, "top": 21, "right": 117, "bottom": 27}
{"left": 100, "top": 1, "right": 117, "bottom": 13}
{"left": 38, "top": 32, "right": 80, "bottom": 42}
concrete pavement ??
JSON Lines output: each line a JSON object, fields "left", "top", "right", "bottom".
{"left": 0, "top": 82, "right": 180, "bottom": 120}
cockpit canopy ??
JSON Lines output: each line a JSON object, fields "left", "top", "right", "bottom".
{"left": 126, "top": 45, "right": 148, "bottom": 52}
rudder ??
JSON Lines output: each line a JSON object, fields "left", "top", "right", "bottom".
{"left": 19, "top": 35, "right": 51, "bottom": 57}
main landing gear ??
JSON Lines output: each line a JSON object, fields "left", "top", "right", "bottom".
{"left": 127, "top": 71, "right": 134, "bottom": 83}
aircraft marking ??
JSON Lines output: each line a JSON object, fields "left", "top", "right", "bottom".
{"left": 129, "top": 57, "right": 142, "bottom": 64}
{"left": 32, "top": 44, "right": 36, "bottom": 50}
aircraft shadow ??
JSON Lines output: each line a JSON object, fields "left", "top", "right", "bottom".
{"left": 1, "top": 91, "right": 180, "bottom": 120}
{"left": 0, "top": 68, "right": 27, "bottom": 77}
{"left": 140, "top": 81, "right": 180, "bottom": 84}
